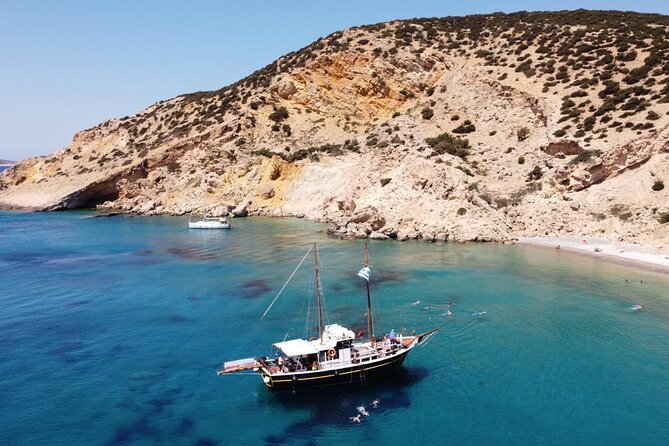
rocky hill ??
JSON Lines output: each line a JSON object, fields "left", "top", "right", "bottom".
{"left": 1, "top": 10, "right": 669, "bottom": 246}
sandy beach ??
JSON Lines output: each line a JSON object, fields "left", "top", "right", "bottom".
{"left": 518, "top": 236, "right": 669, "bottom": 274}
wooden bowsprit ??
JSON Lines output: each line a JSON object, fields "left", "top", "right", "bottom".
{"left": 216, "top": 357, "right": 259, "bottom": 375}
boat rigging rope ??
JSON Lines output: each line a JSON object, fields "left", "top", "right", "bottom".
{"left": 261, "top": 245, "right": 313, "bottom": 318}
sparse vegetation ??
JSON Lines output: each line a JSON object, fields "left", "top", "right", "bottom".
{"left": 517, "top": 127, "right": 530, "bottom": 141}
{"left": 652, "top": 180, "right": 664, "bottom": 191}
{"left": 528, "top": 165, "right": 543, "bottom": 181}
{"left": 167, "top": 160, "right": 181, "bottom": 173}
{"left": 569, "top": 149, "right": 601, "bottom": 165}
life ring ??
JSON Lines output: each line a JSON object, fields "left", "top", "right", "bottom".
{"left": 327, "top": 348, "right": 336, "bottom": 358}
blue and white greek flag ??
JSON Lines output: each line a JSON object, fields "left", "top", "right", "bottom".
{"left": 357, "top": 266, "right": 371, "bottom": 281}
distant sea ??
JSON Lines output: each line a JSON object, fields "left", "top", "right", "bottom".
{"left": 1, "top": 211, "right": 668, "bottom": 445}
{"left": 0, "top": 165, "right": 11, "bottom": 173}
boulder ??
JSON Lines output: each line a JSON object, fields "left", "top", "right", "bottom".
{"left": 260, "top": 185, "right": 275, "bottom": 199}
{"left": 542, "top": 140, "right": 583, "bottom": 156}
{"left": 273, "top": 79, "right": 297, "bottom": 99}
{"left": 232, "top": 200, "right": 251, "bottom": 217}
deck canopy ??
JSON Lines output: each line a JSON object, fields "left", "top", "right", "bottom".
{"left": 274, "top": 339, "right": 319, "bottom": 357}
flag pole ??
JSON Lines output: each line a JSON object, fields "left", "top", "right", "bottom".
{"left": 363, "top": 243, "right": 374, "bottom": 343}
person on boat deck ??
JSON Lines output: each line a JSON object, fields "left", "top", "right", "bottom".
{"left": 389, "top": 329, "right": 398, "bottom": 344}
{"left": 312, "top": 361, "right": 319, "bottom": 371}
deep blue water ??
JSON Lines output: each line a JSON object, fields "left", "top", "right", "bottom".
{"left": 1, "top": 210, "right": 668, "bottom": 445}
{"left": 0, "top": 165, "right": 11, "bottom": 173}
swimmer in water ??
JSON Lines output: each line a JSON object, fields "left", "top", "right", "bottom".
{"left": 425, "top": 304, "right": 432, "bottom": 310}
{"left": 631, "top": 304, "right": 643, "bottom": 311}
{"left": 357, "top": 406, "right": 370, "bottom": 417}
{"left": 472, "top": 311, "right": 487, "bottom": 316}
{"left": 350, "top": 414, "right": 361, "bottom": 423}
{"left": 411, "top": 300, "right": 421, "bottom": 305}
{"left": 372, "top": 399, "right": 380, "bottom": 408}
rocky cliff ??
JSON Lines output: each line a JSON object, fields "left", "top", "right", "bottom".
{"left": 2, "top": 10, "right": 669, "bottom": 246}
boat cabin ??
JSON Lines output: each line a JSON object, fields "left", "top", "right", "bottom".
{"left": 268, "top": 324, "right": 355, "bottom": 373}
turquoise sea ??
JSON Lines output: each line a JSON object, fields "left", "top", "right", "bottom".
{"left": 1, "top": 210, "right": 668, "bottom": 445}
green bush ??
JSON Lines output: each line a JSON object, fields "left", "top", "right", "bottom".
{"left": 518, "top": 156, "right": 525, "bottom": 164}
{"left": 269, "top": 106, "right": 289, "bottom": 123}
{"left": 421, "top": 107, "right": 434, "bottom": 120}
{"left": 457, "top": 207, "right": 467, "bottom": 216}
{"left": 647, "top": 110, "right": 660, "bottom": 120}
{"left": 425, "top": 132, "right": 470, "bottom": 159}
{"left": 652, "top": 180, "right": 664, "bottom": 191}
{"left": 453, "top": 120, "right": 476, "bottom": 134}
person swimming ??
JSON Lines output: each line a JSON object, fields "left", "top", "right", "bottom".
{"left": 631, "top": 304, "right": 643, "bottom": 311}
{"left": 472, "top": 311, "right": 487, "bottom": 316}
{"left": 411, "top": 300, "right": 421, "bottom": 305}
{"left": 350, "top": 414, "right": 361, "bottom": 423}
{"left": 371, "top": 399, "right": 380, "bottom": 408}
{"left": 357, "top": 406, "right": 370, "bottom": 417}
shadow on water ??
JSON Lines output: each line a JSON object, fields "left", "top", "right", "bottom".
{"left": 262, "top": 367, "right": 429, "bottom": 445}
{"left": 110, "top": 385, "right": 190, "bottom": 445}
{"left": 166, "top": 247, "right": 217, "bottom": 261}
{"left": 241, "top": 280, "right": 272, "bottom": 299}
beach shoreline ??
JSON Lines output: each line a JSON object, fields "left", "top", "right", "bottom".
{"left": 518, "top": 236, "right": 669, "bottom": 275}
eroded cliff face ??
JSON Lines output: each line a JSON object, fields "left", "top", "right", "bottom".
{"left": 2, "top": 11, "right": 669, "bottom": 247}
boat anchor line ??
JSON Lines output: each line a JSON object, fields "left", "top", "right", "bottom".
{"left": 217, "top": 243, "right": 439, "bottom": 389}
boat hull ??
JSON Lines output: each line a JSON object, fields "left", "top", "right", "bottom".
{"left": 261, "top": 349, "right": 410, "bottom": 391}
{"left": 188, "top": 221, "right": 230, "bottom": 229}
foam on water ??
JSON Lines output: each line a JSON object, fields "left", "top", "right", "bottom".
{"left": 1, "top": 211, "right": 669, "bottom": 445}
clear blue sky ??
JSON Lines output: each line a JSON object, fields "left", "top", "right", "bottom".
{"left": 1, "top": 0, "right": 667, "bottom": 160}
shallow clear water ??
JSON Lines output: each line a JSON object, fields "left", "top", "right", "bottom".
{"left": 1, "top": 211, "right": 668, "bottom": 445}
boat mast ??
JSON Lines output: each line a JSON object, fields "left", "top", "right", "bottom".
{"left": 363, "top": 243, "right": 374, "bottom": 342}
{"left": 200, "top": 172, "right": 207, "bottom": 218}
{"left": 314, "top": 243, "right": 324, "bottom": 344}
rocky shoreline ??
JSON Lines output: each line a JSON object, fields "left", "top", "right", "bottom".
{"left": 2, "top": 11, "right": 669, "bottom": 259}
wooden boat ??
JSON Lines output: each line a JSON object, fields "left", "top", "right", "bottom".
{"left": 217, "top": 243, "right": 438, "bottom": 390}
